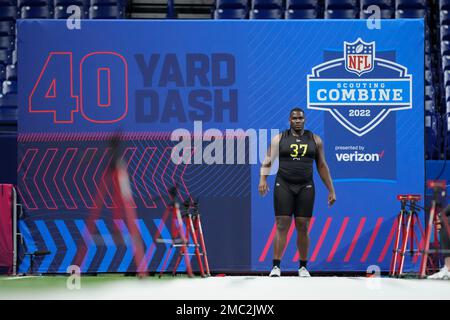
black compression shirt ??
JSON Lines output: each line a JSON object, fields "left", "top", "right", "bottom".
{"left": 277, "top": 129, "right": 317, "bottom": 184}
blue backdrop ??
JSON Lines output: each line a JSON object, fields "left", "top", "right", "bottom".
{"left": 17, "top": 19, "right": 424, "bottom": 273}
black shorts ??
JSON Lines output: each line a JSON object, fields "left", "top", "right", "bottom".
{"left": 274, "top": 176, "right": 315, "bottom": 218}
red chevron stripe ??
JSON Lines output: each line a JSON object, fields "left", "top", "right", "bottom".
{"left": 75, "top": 148, "right": 97, "bottom": 209}
{"left": 377, "top": 218, "right": 398, "bottom": 263}
{"left": 258, "top": 223, "right": 277, "bottom": 262}
{"left": 100, "top": 149, "right": 117, "bottom": 209}
{"left": 54, "top": 148, "right": 78, "bottom": 210}
{"left": 152, "top": 147, "right": 169, "bottom": 208}
{"left": 34, "top": 148, "right": 57, "bottom": 209}
{"left": 92, "top": 148, "right": 114, "bottom": 209}
{"left": 133, "top": 147, "right": 157, "bottom": 208}
{"left": 327, "top": 217, "right": 349, "bottom": 262}
{"left": 344, "top": 217, "right": 366, "bottom": 262}
{"left": 310, "top": 217, "right": 332, "bottom": 262}
{"left": 361, "top": 217, "right": 384, "bottom": 262}
{"left": 17, "top": 148, "right": 39, "bottom": 210}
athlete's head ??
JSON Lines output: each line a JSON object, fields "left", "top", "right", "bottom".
{"left": 289, "top": 107, "right": 305, "bottom": 132}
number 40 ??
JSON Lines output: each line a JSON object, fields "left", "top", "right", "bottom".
{"left": 29, "top": 52, "right": 128, "bottom": 124}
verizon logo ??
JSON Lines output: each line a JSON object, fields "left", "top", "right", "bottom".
{"left": 336, "top": 151, "right": 384, "bottom": 162}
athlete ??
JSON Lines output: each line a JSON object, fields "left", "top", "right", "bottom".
{"left": 259, "top": 107, "right": 336, "bottom": 277}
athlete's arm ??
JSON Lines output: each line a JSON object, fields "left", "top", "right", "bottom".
{"left": 259, "top": 134, "right": 281, "bottom": 196}
{"left": 313, "top": 134, "right": 336, "bottom": 207}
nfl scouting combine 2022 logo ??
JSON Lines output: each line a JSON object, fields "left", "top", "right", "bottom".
{"left": 307, "top": 38, "right": 412, "bottom": 136}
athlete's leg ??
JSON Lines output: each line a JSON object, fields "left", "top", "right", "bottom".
{"left": 273, "top": 176, "right": 294, "bottom": 262}
{"left": 293, "top": 183, "right": 315, "bottom": 264}
{"left": 273, "top": 216, "right": 292, "bottom": 260}
{"left": 294, "top": 217, "right": 311, "bottom": 261}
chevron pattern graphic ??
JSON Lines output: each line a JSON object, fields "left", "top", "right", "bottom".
{"left": 17, "top": 133, "right": 250, "bottom": 273}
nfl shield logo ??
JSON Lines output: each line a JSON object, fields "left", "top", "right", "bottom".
{"left": 344, "top": 38, "right": 375, "bottom": 76}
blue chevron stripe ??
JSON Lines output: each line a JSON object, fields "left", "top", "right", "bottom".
{"left": 55, "top": 220, "right": 76, "bottom": 273}
{"left": 18, "top": 221, "right": 37, "bottom": 274}
{"left": 114, "top": 220, "right": 134, "bottom": 272}
{"left": 136, "top": 219, "right": 155, "bottom": 271}
{"left": 154, "top": 219, "right": 176, "bottom": 272}
{"left": 34, "top": 220, "right": 57, "bottom": 273}
{"left": 96, "top": 220, "right": 117, "bottom": 272}
{"left": 74, "top": 220, "right": 97, "bottom": 272}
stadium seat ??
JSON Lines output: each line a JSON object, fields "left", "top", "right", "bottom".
{"left": 426, "top": 54, "right": 432, "bottom": 70}
{"left": 0, "top": 106, "right": 18, "bottom": 122}
{"left": 90, "top": 0, "right": 119, "bottom": 5}
{"left": 444, "top": 71, "right": 450, "bottom": 87}
{"left": 216, "top": 0, "right": 248, "bottom": 9}
{"left": 0, "top": 0, "right": 16, "bottom": 4}
{"left": 89, "top": 5, "right": 123, "bottom": 18}
{"left": 425, "top": 110, "right": 439, "bottom": 159}
{"left": 2, "top": 80, "right": 17, "bottom": 95}
{"left": 0, "top": 6, "right": 18, "bottom": 20}
{"left": 425, "top": 39, "right": 431, "bottom": 53}
{"left": 18, "top": 0, "right": 51, "bottom": 7}
{"left": 54, "top": 5, "right": 87, "bottom": 18}
{"left": 442, "top": 0, "right": 450, "bottom": 10}
{"left": 21, "top": 6, "right": 53, "bottom": 18}
{"left": 0, "top": 37, "right": 14, "bottom": 51}
{"left": 360, "top": 0, "right": 393, "bottom": 9}
{"left": 425, "top": 70, "right": 432, "bottom": 85}
{"left": 0, "top": 92, "right": 16, "bottom": 107}
{"left": 441, "top": 10, "right": 450, "bottom": 26}
{"left": 425, "top": 100, "right": 435, "bottom": 112}
{"left": 214, "top": 8, "right": 247, "bottom": 18}
{"left": 325, "top": 9, "right": 357, "bottom": 19}
{"left": 0, "top": 21, "right": 14, "bottom": 36}
{"left": 252, "top": 0, "right": 283, "bottom": 9}
{"left": 5, "top": 64, "right": 16, "bottom": 81}
{"left": 360, "top": 8, "right": 393, "bottom": 18}
{"left": 53, "top": 0, "right": 86, "bottom": 6}
{"left": 325, "top": 0, "right": 358, "bottom": 10}
{"left": 441, "top": 25, "right": 450, "bottom": 42}
{"left": 250, "top": 8, "right": 283, "bottom": 18}
{"left": 0, "top": 50, "right": 12, "bottom": 66}
{"left": 425, "top": 53, "right": 431, "bottom": 70}
{"left": 446, "top": 86, "right": 450, "bottom": 101}
{"left": 442, "top": 41, "right": 450, "bottom": 57}
{"left": 425, "top": 85, "right": 434, "bottom": 100}
{"left": 396, "top": 0, "right": 426, "bottom": 9}
{"left": 443, "top": 55, "right": 450, "bottom": 71}
{"left": 0, "top": 92, "right": 17, "bottom": 122}
{"left": 0, "top": 65, "right": 5, "bottom": 82}
{"left": 286, "top": 8, "right": 318, "bottom": 19}
{"left": 395, "top": 8, "right": 427, "bottom": 18}
{"left": 286, "top": 0, "right": 318, "bottom": 9}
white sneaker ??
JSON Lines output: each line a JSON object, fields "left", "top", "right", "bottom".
{"left": 269, "top": 266, "right": 281, "bottom": 277}
{"left": 427, "top": 266, "right": 450, "bottom": 280}
{"left": 298, "top": 267, "right": 311, "bottom": 277}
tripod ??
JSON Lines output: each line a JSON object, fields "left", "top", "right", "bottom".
{"left": 390, "top": 195, "right": 425, "bottom": 276}
{"left": 390, "top": 195, "right": 425, "bottom": 277}
{"left": 155, "top": 193, "right": 210, "bottom": 277}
